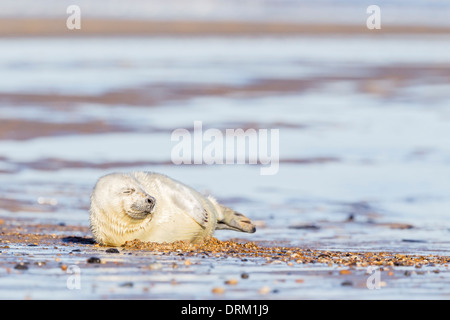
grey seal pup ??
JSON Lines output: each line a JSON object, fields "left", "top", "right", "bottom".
{"left": 89, "top": 171, "right": 256, "bottom": 246}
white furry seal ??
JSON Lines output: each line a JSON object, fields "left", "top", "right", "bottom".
{"left": 89, "top": 171, "right": 256, "bottom": 246}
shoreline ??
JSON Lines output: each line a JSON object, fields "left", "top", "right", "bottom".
{"left": 1, "top": 18, "right": 450, "bottom": 37}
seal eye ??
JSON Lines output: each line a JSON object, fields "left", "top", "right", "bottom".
{"left": 123, "top": 188, "right": 135, "bottom": 195}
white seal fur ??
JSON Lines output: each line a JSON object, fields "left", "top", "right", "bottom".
{"left": 89, "top": 171, "right": 256, "bottom": 246}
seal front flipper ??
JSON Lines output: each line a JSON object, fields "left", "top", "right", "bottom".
{"left": 216, "top": 204, "right": 256, "bottom": 233}
{"left": 163, "top": 179, "right": 209, "bottom": 228}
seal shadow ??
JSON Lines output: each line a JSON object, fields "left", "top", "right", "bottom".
{"left": 62, "top": 236, "right": 96, "bottom": 245}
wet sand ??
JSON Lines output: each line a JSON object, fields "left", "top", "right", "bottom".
{"left": 2, "top": 18, "right": 450, "bottom": 38}
{"left": 1, "top": 17, "right": 450, "bottom": 300}
{"left": 1, "top": 218, "right": 449, "bottom": 300}
{"left": 1, "top": 65, "right": 450, "bottom": 142}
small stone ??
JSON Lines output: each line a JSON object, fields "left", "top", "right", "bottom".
{"left": 149, "top": 262, "right": 163, "bottom": 270}
{"left": 87, "top": 257, "right": 101, "bottom": 264}
{"left": 184, "top": 259, "right": 192, "bottom": 266}
{"left": 14, "top": 263, "right": 28, "bottom": 270}
{"left": 106, "top": 248, "right": 120, "bottom": 254}
{"left": 120, "top": 282, "right": 133, "bottom": 288}
{"left": 341, "top": 280, "right": 353, "bottom": 286}
{"left": 212, "top": 287, "right": 225, "bottom": 294}
{"left": 225, "top": 279, "right": 238, "bottom": 285}
{"left": 61, "top": 265, "right": 68, "bottom": 271}
{"left": 258, "top": 286, "right": 271, "bottom": 295}
{"left": 241, "top": 272, "right": 249, "bottom": 279}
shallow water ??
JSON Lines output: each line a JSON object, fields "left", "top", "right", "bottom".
{"left": 0, "top": 34, "right": 450, "bottom": 299}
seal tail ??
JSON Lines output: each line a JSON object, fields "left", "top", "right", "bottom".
{"left": 215, "top": 204, "right": 256, "bottom": 233}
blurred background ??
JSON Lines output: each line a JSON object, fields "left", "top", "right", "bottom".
{"left": 0, "top": 0, "right": 449, "bottom": 251}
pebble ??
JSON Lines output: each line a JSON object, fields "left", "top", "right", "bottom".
{"left": 212, "top": 287, "right": 225, "bottom": 294}
{"left": 225, "top": 279, "right": 238, "bottom": 285}
{"left": 258, "top": 286, "right": 271, "bottom": 295}
{"left": 120, "top": 282, "right": 134, "bottom": 288}
{"left": 339, "top": 270, "right": 352, "bottom": 275}
{"left": 106, "top": 248, "right": 120, "bottom": 254}
{"left": 14, "top": 263, "right": 28, "bottom": 270}
{"left": 241, "top": 272, "right": 250, "bottom": 279}
{"left": 149, "top": 262, "right": 163, "bottom": 270}
{"left": 184, "top": 259, "right": 192, "bottom": 266}
{"left": 87, "top": 257, "right": 101, "bottom": 264}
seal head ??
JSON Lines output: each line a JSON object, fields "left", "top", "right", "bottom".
{"left": 89, "top": 173, "right": 157, "bottom": 246}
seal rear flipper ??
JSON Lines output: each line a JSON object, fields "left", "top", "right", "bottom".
{"left": 216, "top": 204, "right": 256, "bottom": 233}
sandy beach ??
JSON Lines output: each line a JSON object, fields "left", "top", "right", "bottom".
{"left": 1, "top": 1, "right": 450, "bottom": 300}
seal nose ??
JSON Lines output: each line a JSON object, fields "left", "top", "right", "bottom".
{"left": 145, "top": 196, "right": 156, "bottom": 211}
